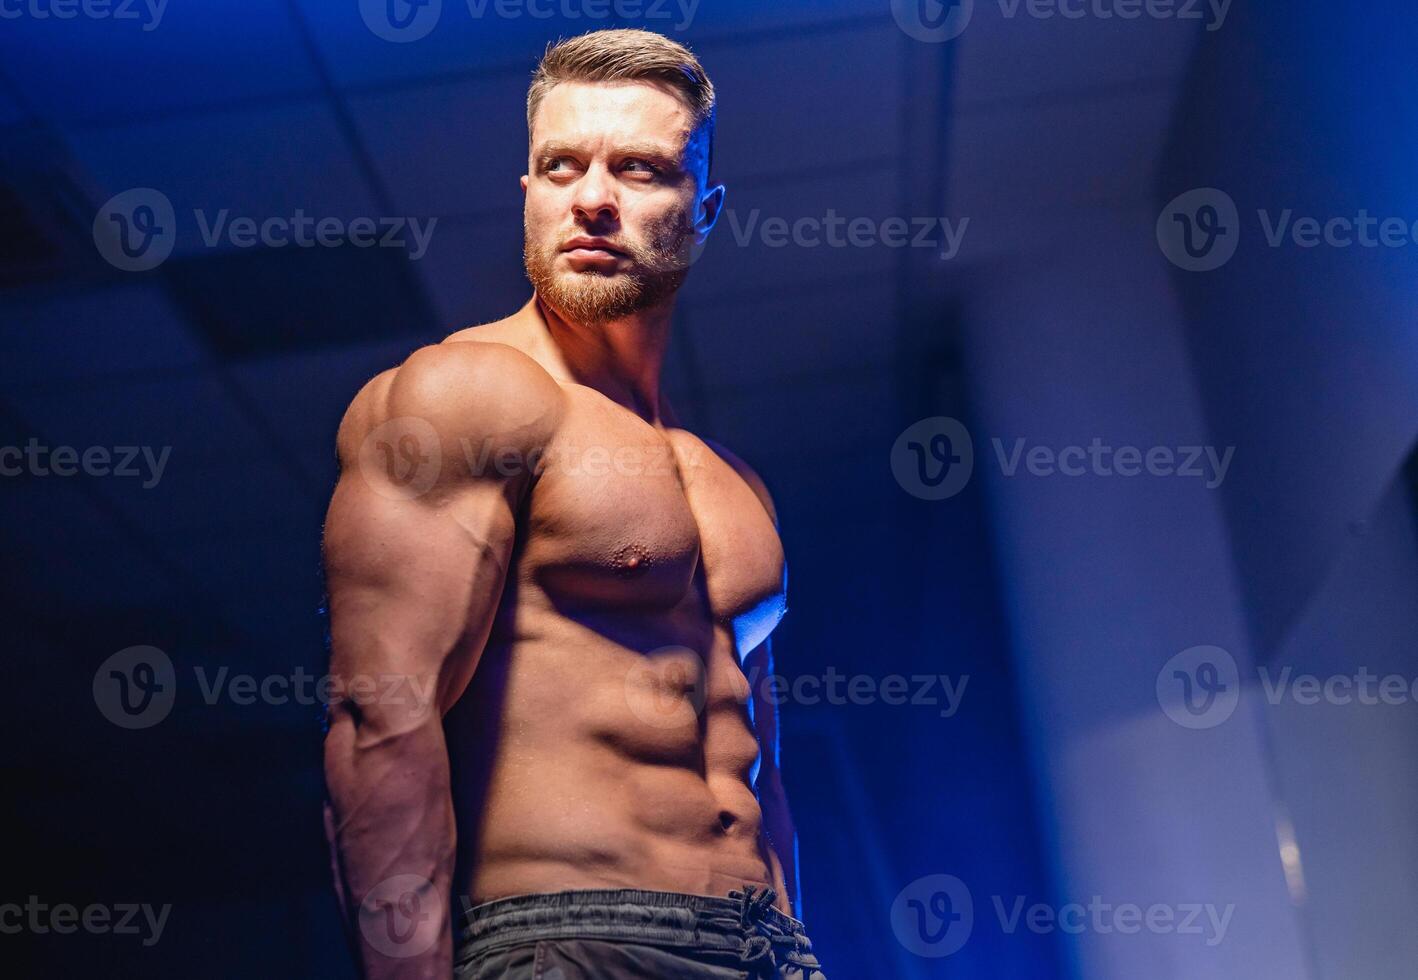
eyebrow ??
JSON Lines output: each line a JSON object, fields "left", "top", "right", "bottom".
{"left": 535, "top": 140, "right": 683, "bottom": 167}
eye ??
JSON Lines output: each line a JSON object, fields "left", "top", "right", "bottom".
{"left": 542, "top": 156, "right": 579, "bottom": 176}
{"left": 622, "top": 159, "right": 661, "bottom": 176}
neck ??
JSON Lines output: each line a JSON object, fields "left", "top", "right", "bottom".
{"left": 530, "top": 294, "right": 675, "bottom": 423}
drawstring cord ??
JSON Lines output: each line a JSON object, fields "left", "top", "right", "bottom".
{"left": 734, "top": 886, "right": 798, "bottom": 976}
{"left": 738, "top": 885, "right": 777, "bottom": 927}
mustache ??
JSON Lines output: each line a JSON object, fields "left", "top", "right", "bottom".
{"left": 538, "top": 216, "right": 694, "bottom": 268}
{"left": 552, "top": 233, "right": 650, "bottom": 263}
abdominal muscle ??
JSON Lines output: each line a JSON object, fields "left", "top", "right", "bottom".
{"left": 445, "top": 605, "right": 782, "bottom": 910}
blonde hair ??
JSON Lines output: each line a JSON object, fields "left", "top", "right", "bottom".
{"left": 527, "top": 28, "right": 716, "bottom": 176}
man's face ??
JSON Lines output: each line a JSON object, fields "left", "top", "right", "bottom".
{"left": 522, "top": 80, "right": 723, "bottom": 325}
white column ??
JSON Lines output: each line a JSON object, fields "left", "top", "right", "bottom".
{"left": 961, "top": 212, "right": 1313, "bottom": 980}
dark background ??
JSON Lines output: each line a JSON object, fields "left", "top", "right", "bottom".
{"left": 3, "top": 1, "right": 1417, "bottom": 978}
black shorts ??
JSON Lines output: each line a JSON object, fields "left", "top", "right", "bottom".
{"left": 454, "top": 886, "right": 828, "bottom": 979}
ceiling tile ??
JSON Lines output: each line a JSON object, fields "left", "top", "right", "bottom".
{"left": 67, "top": 101, "right": 381, "bottom": 257}
{"left": 295, "top": 0, "right": 567, "bottom": 88}
{"left": 679, "top": 0, "right": 883, "bottom": 39}
{"left": 227, "top": 338, "right": 421, "bottom": 457}
{"left": 0, "top": 88, "right": 27, "bottom": 126}
{"left": 0, "top": 284, "right": 208, "bottom": 389}
{"left": 681, "top": 279, "right": 896, "bottom": 390}
{"left": 411, "top": 215, "right": 530, "bottom": 329}
{"left": 758, "top": 446, "right": 903, "bottom": 528}
{"left": 705, "top": 372, "right": 896, "bottom": 463}
{"left": 97, "top": 456, "right": 320, "bottom": 537}
{"left": 949, "top": 201, "right": 1163, "bottom": 266}
{"left": 702, "top": 23, "right": 903, "bottom": 182}
{"left": 299, "top": 1, "right": 882, "bottom": 90}
{"left": 0, "top": 1, "right": 321, "bottom": 125}
{"left": 0, "top": 475, "right": 113, "bottom": 551}
{"left": 347, "top": 74, "right": 529, "bottom": 217}
{"left": 683, "top": 165, "right": 900, "bottom": 298}
{"left": 164, "top": 241, "right": 437, "bottom": 359}
{"left": 0, "top": 479, "right": 177, "bottom": 609}
{"left": 12, "top": 538, "right": 177, "bottom": 610}
{"left": 11, "top": 373, "right": 274, "bottom": 466}
{"left": 945, "top": 87, "right": 1177, "bottom": 253}
{"left": 952, "top": 4, "right": 1200, "bottom": 108}
{"left": 167, "top": 523, "right": 325, "bottom": 614}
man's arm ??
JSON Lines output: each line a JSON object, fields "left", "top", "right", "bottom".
{"left": 746, "top": 636, "right": 801, "bottom": 916}
{"left": 713, "top": 444, "right": 800, "bottom": 916}
{"left": 322, "top": 342, "right": 560, "bottom": 979}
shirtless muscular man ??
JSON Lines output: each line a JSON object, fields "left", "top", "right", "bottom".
{"left": 322, "top": 28, "right": 827, "bottom": 980}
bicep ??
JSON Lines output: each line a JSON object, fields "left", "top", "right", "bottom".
{"left": 323, "top": 471, "right": 519, "bottom": 720}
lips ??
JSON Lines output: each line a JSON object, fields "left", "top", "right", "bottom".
{"left": 561, "top": 237, "right": 625, "bottom": 258}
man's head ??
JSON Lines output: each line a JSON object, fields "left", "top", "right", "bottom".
{"left": 521, "top": 29, "right": 724, "bottom": 325}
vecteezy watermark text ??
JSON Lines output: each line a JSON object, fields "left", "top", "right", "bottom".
{"left": 890, "top": 874, "right": 1234, "bottom": 958}
{"left": 193, "top": 666, "right": 438, "bottom": 713}
{"left": 990, "top": 894, "right": 1233, "bottom": 947}
{"left": 891, "top": 417, "right": 1235, "bottom": 501}
{"left": 994, "top": 0, "right": 1230, "bottom": 31}
{"left": 93, "top": 645, "right": 439, "bottom": 730}
{"left": 191, "top": 210, "right": 437, "bottom": 258}
{"left": 718, "top": 209, "right": 971, "bottom": 261}
{"left": 993, "top": 438, "right": 1233, "bottom": 488}
{"left": 1158, "top": 188, "right": 1418, "bottom": 271}
{"left": 0, "top": 897, "right": 171, "bottom": 947}
{"left": 1158, "top": 646, "right": 1418, "bottom": 730}
{"left": 892, "top": 0, "right": 1229, "bottom": 44}
{"left": 355, "top": 419, "right": 722, "bottom": 501}
{"left": 747, "top": 665, "right": 969, "bottom": 718}
{"left": 0, "top": 0, "right": 168, "bottom": 30}
{"left": 0, "top": 440, "right": 170, "bottom": 488}
{"left": 624, "top": 652, "right": 970, "bottom": 730}
{"left": 93, "top": 188, "right": 437, "bottom": 272}
{"left": 1257, "top": 666, "right": 1418, "bottom": 708}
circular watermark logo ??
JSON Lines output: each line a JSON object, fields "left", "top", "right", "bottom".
{"left": 360, "top": 0, "right": 442, "bottom": 42}
{"left": 93, "top": 645, "right": 176, "bottom": 729}
{"left": 1156, "top": 644, "right": 1241, "bottom": 729}
{"left": 1157, "top": 188, "right": 1240, "bottom": 272}
{"left": 891, "top": 873, "right": 974, "bottom": 957}
{"left": 623, "top": 645, "right": 708, "bottom": 730}
{"left": 357, "top": 416, "right": 443, "bottom": 501}
{"left": 92, "top": 188, "right": 177, "bottom": 273}
{"left": 891, "top": 416, "right": 974, "bottom": 501}
{"left": 892, "top": 0, "right": 974, "bottom": 42}
{"left": 358, "top": 874, "right": 442, "bottom": 959}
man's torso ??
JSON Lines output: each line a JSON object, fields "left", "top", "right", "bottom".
{"left": 439, "top": 315, "right": 789, "bottom": 911}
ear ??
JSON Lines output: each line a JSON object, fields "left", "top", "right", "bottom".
{"left": 694, "top": 183, "right": 726, "bottom": 244}
{"left": 520, "top": 174, "right": 529, "bottom": 194}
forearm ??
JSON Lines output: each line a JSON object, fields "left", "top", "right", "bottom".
{"left": 325, "top": 707, "right": 456, "bottom": 979}
{"left": 758, "top": 771, "right": 800, "bottom": 915}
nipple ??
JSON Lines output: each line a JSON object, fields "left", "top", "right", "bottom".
{"left": 613, "top": 543, "right": 652, "bottom": 577}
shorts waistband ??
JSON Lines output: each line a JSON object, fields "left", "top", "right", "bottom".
{"left": 454, "top": 886, "right": 816, "bottom": 966}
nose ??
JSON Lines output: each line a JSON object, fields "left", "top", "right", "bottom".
{"left": 571, "top": 163, "right": 618, "bottom": 225}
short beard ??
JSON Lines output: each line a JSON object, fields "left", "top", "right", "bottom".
{"left": 524, "top": 218, "right": 692, "bottom": 326}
